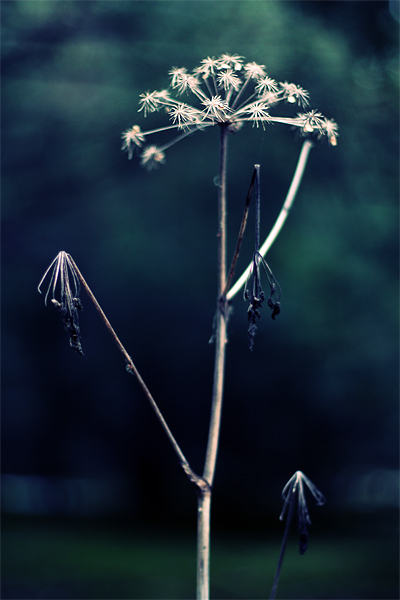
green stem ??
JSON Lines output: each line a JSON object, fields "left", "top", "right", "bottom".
{"left": 197, "top": 124, "right": 229, "bottom": 600}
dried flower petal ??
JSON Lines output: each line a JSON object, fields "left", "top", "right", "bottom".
{"left": 279, "top": 471, "right": 326, "bottom": 554}
{"left": 244, "top": 252, "right": 281, "bottom": 350}
{"left": 38, "top": 251, "right": 84, "bottom": 355}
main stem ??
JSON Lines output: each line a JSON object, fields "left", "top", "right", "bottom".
{"left": 197, "top": 125, "right": 229, "bottom": 600}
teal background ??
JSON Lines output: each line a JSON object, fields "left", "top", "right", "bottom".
{"left": 1, "top": 1, "right": 398, "bottom": 598}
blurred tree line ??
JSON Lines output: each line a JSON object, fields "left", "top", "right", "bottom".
{"left": 1, "top": 0, "right": 398, "bottom": 530}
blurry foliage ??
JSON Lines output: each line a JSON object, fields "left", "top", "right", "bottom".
{"left": 2, "top": 515, "right": 399, "bottom": 599}
{"left": 1, "top": 0, "right": 398, "bottom": 525}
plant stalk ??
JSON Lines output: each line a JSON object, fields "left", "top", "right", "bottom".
{"left": 68, "top": 256, "right": 204, "bottom": 487}
{"left": 269, "top": 493, "right": 296, "bottom": 600}
{"left": 197, "top": 124, "right": 229, "bottom": 600}
{"left": 222, "top": 166, "right": 256, "bottom": 297}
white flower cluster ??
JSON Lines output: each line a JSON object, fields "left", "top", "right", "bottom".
{"left": 122, "top": 54, "right": 338, "bottom": 170}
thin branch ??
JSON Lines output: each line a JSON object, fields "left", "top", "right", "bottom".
{"left": 68, "top": 256, "right": 204, "bottom": 488}
{"left": 222, "top": 165, "right": 257, "bottom": 297}
{"left": 68, "top": 257, "right": 132, "bottom": 366}
{"left": 226, "top": 140, "right": 313, "bottom": 301}
{"left": 269, "top": 491, "right": 296, "bottom": 600}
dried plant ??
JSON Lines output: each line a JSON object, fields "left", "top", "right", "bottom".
{"left": 270, "top": 471, "right": 326, "bottom": 599}
{"left": 39, "top": 54, "right": 337, "bottom": 599}
{"left": 38, "top": 251, "right": 84, "bottom": 355}
{"left": 121, "top": 54, "right": 337, "bottom": 170}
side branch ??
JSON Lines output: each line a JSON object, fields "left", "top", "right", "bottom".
{"left": 69, "top": 256, "right": 204, "bottom": 489}
{"left": 68, "top": 256, "right": 132, "bottom": 365}
{"left": 222, "top": 165, "right": 257, "bottom": 297}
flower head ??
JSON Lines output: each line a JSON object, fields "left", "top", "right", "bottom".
{"left": 244, "top": 61, "right": 266, "bottom": 79}
{"left": 140, "top": 145, "right": 166, "bottom": 170}
{"left": 122, "top": 54, "right": 338, "bottom": 167}
{"left": 201, "top": 95, "right": 232, "bottom": 121}
{"left": 299, "top": 110, "right": 325, "bottom": 134}
{"left": 170, "top": 68, "right": 203, "bottom": 97}
{"left": 279, "top": 471, "right": 326, "bottom": 555}
{"left": 138, "top": 91, "right": 165, "bottom": 117}
{"left": 121, "top": 125, "right": 145, "bottom": 159}
{"left": 243, "top": 102, "right": 272, "bottom": 129}
{"left": 255, "top": 76, "right": 279, "bottom": 95}
{"left": 217, "top": 69, "right": 242, "bottom": 92}
{"left": 38, "top": 251, "right": 84, "bottom": 355}
{"left": 321, "top": 118, "right": 339, "bottom": 146}
{"left": 196, "top": 56, "right": 219, "bottom": 77}
{"left": 169, "top": 67, "right": 188, "bottom": 87}
{"left": 169, "top": 103, "right": 203, "bottom": 129}
{"left": 280, "top": 82, "right": 310, "bottom": 107}
{"left": 216, "top": 54, "right": 244, "bottom": 71}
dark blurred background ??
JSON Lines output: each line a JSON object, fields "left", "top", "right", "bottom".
{"left": 1, "top": 1, "right": 399, "bottom": 598}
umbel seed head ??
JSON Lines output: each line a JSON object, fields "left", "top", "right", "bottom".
{"left": 121, "top": 54, "right": 338, "bottom": 169}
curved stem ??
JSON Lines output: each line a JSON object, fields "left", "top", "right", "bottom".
{"left": 227, "top": 140, "right": 313, "bottom": 301}
{"left": 197, "top": 124, "right": 229, "bottom": 600}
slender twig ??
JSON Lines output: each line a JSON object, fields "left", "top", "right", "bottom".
{"left": 197, "top": 124, "right": 229, "bottom": 600}
{"left": 269, "top": 491, "right": 296, "bottom": 600}
{"left": 227, "top": 140, "right": 313, "bottom": 301}
{"left": 68, "top": 256, "right": 205, "bottom": 488}
{"left": 68, "top": 257, "right": 132, "bottom": 366}
{"left": 222, "top": 165, "right": 257, "bottom": 297}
